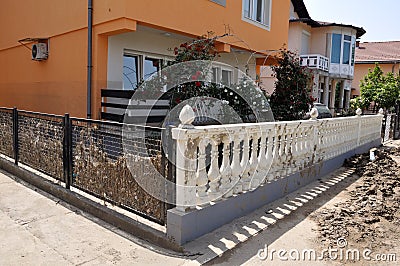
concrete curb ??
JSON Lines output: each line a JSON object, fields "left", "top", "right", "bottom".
{"left": 0, "top": 157, "right": 183, "bottom": 253}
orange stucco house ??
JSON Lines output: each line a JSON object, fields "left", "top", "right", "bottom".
{"left": 0, "top": 0, "right": 292, "bottom": 120}
{"left": 353, "top": 41, "right": 400, "bottom": 98}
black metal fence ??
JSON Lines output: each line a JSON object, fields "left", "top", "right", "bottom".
{"left": 18, "top": 111, "right": 65, "bottom": 181}
{"left": 0, "top": 108, "right": 13, "bottom": 158}
{"left": 0, "top": 107, "right": 173, "bottom": 225}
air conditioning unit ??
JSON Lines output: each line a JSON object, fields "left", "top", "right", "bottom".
{"left": 32, "top": 43, "right": 48, "bottom": 61}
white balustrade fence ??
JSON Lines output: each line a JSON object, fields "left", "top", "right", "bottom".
{"left": 172, "top": 110, "right": 383, "bottom": 211}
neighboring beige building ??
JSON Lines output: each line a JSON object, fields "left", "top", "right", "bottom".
{"left": 260, "top": 0, "right": 365, "bottom": 114}
{"left": 353, "top": 41, "right": 400, "bottom": 98}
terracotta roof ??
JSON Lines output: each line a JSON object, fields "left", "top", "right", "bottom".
{"left": 355, "top": 41, "right": 400, "bottom": 63}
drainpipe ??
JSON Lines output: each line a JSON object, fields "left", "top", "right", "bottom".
{"left": 87, "top": 0, "right": 93, "bottom": 119}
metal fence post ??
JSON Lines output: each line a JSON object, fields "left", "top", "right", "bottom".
{"left": 63, "top": 113, "right": 72, "bottom": 189}
{"left": 12, "top": 107, "right": 19, "bottom": 165}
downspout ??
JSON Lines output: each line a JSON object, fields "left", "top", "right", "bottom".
{"left": 87, "top": 0, "right": 93, "bottom": 119}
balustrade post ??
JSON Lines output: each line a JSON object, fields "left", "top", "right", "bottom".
{"left": 263, "top": 128, "right": 274, "bottom": 183}
{"left": 172, "top": 105, "right": 197, "bottom": 212}
{"left": 310, "top": 108, "right": 319, "bottom": 164}
{"left": 356, "top": 108, "right": 362, "bottom": 146}
{"left": 249, "top": 132, "right": 259, "bottom": 189}
{"left": 232, "top": 133, "right": 243, "bottom": 194}
{"left": 255, "top": 129, "right": 267, "bottom": 186}
{"left": 196, "top": 138, "right": 208, "bottom": 204}
{"left": 220, "top": 135, "right": 233, "bottom": 198}
{"left": 240, "top": 132, "right": 251, "bottom": 191}
{"left": 208, "top": 139, "right": 221, "bottom": 199}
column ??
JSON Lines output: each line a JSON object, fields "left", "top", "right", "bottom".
{"left": 329, "top": 79, "right": 337, "bottom": 115}
{"left": 322, "top": 76, "right": 330, "bottom": 105}
{"left": 312, "top": 72, "right": 320, "bottom": 100}
{"left": 338, "top": 80, "right": 345, "bottom": 112}
{"left": 345, "top": 90, "right": 351, "bottom": 110}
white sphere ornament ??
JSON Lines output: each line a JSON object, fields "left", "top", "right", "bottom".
{"left": 356, "top": 108, "right": 362, "bottom": 116}
{"left": 378, "top": 108, "right": 384, "bottom": 115}
{"left": 179, "top": 105, "right": 195, "bottom": 128}
{"left": 310, "top": 107, "right": 319, "bottom": 120}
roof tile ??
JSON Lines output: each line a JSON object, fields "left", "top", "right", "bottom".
{"left": 356, "top": 41, "right": 400, "bottom": 63}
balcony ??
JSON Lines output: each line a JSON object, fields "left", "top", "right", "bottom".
{"left": 300, "top": 54, "right": 329, "bottom": 72}
{"left": 329, "top": 63, "right": 354, "bottom": 78}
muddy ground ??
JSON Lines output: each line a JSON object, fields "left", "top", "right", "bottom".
{"left": 311, "top": 146, "right": 400, "bottom": 261}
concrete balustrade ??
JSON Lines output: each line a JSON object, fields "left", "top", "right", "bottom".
{"left": 172, "top": 106, "right": 383, "bottom": 211}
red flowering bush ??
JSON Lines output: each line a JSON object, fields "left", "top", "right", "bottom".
{"left": 166, "top": 34, "right": 272, "bottom": 123}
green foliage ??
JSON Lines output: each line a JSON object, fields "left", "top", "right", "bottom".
{"left": 375, "top": 72, "right": 399, "bottom": 109}
{"left": 350, "top": 96, "right": 363, "bottom": 110}
{"left": 360, "top": 63, "right": 400, "bottom": 109}
{"left": 269, "top": 49, "right": 314, "bottom": 121}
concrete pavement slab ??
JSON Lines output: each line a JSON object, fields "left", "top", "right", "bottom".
{"left": 0, "top": 170, "right": 188, "bottom": 265}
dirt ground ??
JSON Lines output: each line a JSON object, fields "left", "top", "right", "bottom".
{"left": 209, "top": 143, "right": 399, "bottom": 265}
{"left": 311, "top": 146, "right": 400, "bottom": 264}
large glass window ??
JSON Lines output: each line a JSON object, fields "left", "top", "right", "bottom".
{"left": 123, "top": 55, "right": 139, "bottom": 90}
{"left": 331, "top": 34, "right": 342, "bottom": 64}
{"left": 342, "top": 42, "right": 351, "bottom": 64}
{"left": 351, "top": 38, "right": 356, "bottom": 66}
{"left": 123, "top": 53, "right": 171, "bottom": 90}
{"left": 221, "top": 69, "right": 232, "bottom": 85}
{"left": 243, "top": 0, "right": 271, "bottom": 27}
{"left": 342, "top": 35, "right": 351, "bottom": 65}
{"left": 211, "top": 67, "right": 219, "bottom": 83}
{"left": 144, "top": 57, "right": 161, "bottom": 80}
{"left": 243, "top": 0, "right": 251, "bottom": 18}
{"left": 209, "top": 65, "right": 234, "bottom": 85}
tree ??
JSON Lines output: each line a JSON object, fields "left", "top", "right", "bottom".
{"left": 359, "top": 63, "right": 385, "bottom": 109}
{"left": 269, "top": 49, "right": 314, "bottom": 121}
{"left": 375, "top": 72, "right": 399, "bottom": 109}
{"left": 360, "top": 63, "right": 400, "bottom": 110}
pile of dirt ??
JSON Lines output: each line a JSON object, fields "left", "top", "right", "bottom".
{"left": 312, "top": 147, "right": 400, "bottom": 251}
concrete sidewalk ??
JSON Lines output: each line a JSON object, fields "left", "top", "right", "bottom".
{"left": 0, "top": 170, "right": 188, "bottom": 265}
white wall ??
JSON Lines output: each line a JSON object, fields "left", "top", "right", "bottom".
{"left": 107, "top": 27, "right": 259, "bottom": 89}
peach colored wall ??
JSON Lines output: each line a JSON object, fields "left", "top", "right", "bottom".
{"left": 309, "top": 27, "right": 328, "bottom": 57}
{"left": 0, "top": 0, "right": 291, "bottom": 118}
{"left": 352, "top": 63, "right": 400, "bottom": 97}
{"left": 0, "top": 30, "right": 88, "bottom": 117}
{"left": 288, "top": 22, "right": 311, "bottom": 54}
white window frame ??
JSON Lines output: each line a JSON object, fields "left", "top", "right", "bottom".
{"left": 342, "top": 35, "right": 352, "bottom": 65}
{"left": 210, "top": 63, "right": 235, "bottom": 85}
{"left": 330, "top": 33, "right": 342, "bottom": 64}
{"left": 330, "top": 33, "right": 355, "bottom": 66}
{"left": 242, "top": 0, "right": 272, "bottom": 30}
{"left": 123, "top": 50, "right": 173, "bottom": 90}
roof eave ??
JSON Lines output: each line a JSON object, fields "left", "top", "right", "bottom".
{"left": 289, "top": 19, "right": 366, "bottom": 38}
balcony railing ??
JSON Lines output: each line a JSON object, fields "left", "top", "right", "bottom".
{"left": 300, "top": 54, "right": 329, "bottom": 72}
